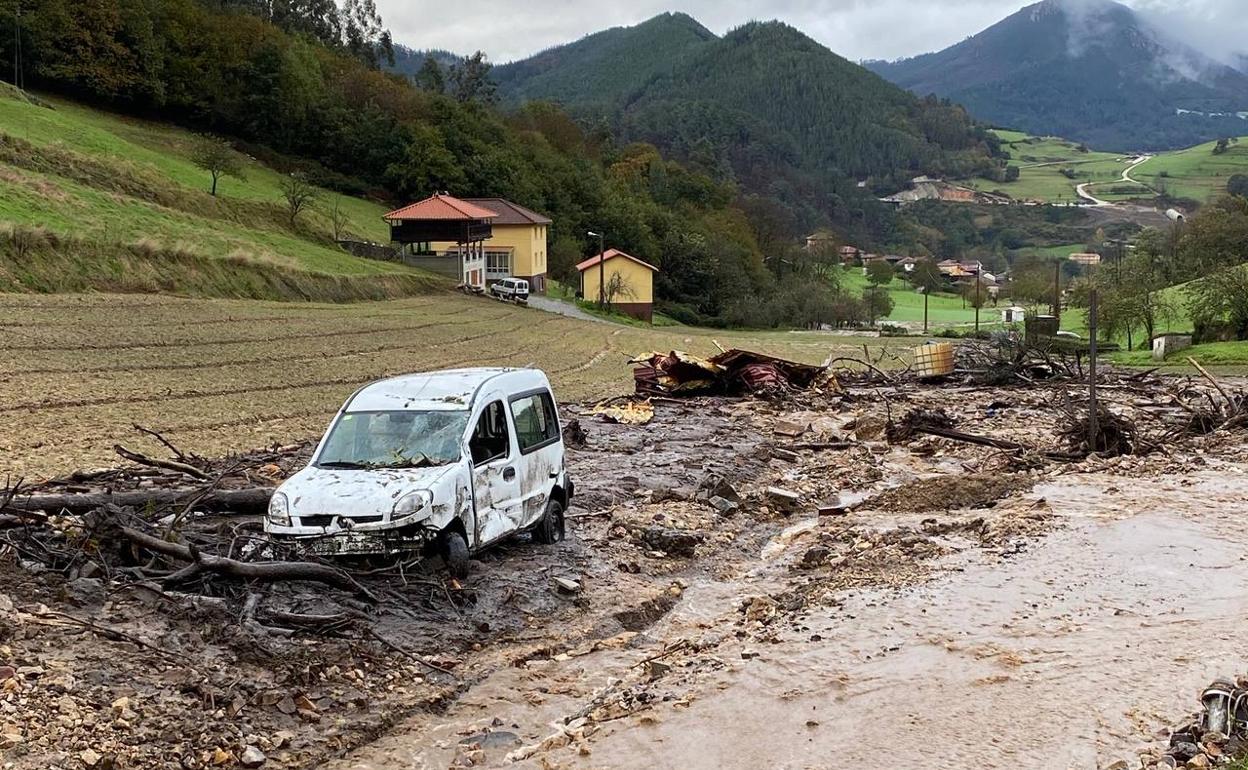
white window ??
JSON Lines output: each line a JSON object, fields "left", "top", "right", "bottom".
{"left": 486, "top": 251, "right": 511, "bottom": 278}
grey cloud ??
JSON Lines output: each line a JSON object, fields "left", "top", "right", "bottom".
{"left": 383, "top": 0, "right": 1246, "bottom": 66}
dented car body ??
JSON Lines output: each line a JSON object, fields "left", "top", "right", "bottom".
{"left": 265, "top": 368, "right": 572, "bottom": 559}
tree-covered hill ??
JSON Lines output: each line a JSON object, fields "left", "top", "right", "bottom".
{"left": 493, "top": 14, "right": 1005, "bottom": 234}
{"left": 867, "top": 0, "right": 1248, "bottom": 152}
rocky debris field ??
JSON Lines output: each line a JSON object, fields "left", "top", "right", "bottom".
{"left": 3, "top": 362, "right": 1248, "bottom": 769}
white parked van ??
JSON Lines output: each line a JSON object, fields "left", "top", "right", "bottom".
{"left": 490, "top": 277, "right": 529, "bottom": 303}
{"left": 265, "top": 368, "right": 572, "bottom": 577}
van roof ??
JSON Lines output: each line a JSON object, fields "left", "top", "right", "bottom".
{"left": 345, "top": 368, "right": 549, "bottom": 412}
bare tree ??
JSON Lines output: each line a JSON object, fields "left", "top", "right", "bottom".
{"left": 280, "top": 173, "right": 318, "bottom": 227}
{"left": 603, "top": 272, "right": 636, "bottom": 310}
{"left": 190, "top": 136, "right": 244, "bottom": 197}
{"left": 329, "top": 200, "right": 350, "bottom": 241}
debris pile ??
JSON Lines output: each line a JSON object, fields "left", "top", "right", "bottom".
{"left": 1141, "top": 678, "right": 1248, "bottom": 769}
{"left": 631, "top": 349, "right": 830, "bottom": 397}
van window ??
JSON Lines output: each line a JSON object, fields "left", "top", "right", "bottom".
{"left": 469, "top": 401, "right": 510, "bottom": 465}
{"left": 510, "top": 391, "right": 559, "bottom": 452}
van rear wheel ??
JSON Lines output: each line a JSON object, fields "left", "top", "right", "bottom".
{"left": 441, "top": 531, "right": 470, "bottom": 580}
{"left": 532, "top": 499, "right": 564, "bottom": 545}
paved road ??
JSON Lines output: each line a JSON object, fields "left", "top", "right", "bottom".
{"left": 1076, "top": 154, "right": 1153, "bottom": 206}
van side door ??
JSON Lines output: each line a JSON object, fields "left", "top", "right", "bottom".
{"left": 467, "top": 398, "right": 524, "bottom": 546}
{"left": 508, "top": 389, "right": 562, "bottom": 528}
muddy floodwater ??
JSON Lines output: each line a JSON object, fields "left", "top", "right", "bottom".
{"left": 330, "top": 458, "right": 1248, "bottom": 770}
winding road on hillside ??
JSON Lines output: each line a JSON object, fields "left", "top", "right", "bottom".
{"left": 1076, "top": 154, "right": 1153, "bottom": 206}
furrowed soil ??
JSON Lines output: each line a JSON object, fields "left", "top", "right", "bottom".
{"left": 0, "top": 292, "right": 913, "bottom": 480}
{"left": 3, "top": 293, "right": 1248, "bottom": 770}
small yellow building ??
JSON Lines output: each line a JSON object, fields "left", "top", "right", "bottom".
{"left": 430, "top": 197, "right": 552, "bottom": 293}
{"left": 576, "top": 249, "right": 657, "bottom": 322}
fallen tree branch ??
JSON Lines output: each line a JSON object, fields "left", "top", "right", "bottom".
{"left": 31, "top": 609, "right": 193, "bottom": 662}
{"left": 365, "top": 627, "right": 457, "bottom": 677}
{"left": 119, "top": 525, "right": 378, "bottom": 602}
{"left": 1187, "top": 357, "right": 1236, "bottom": 410}
{"left": 132, "top": 423, "right": 192, "bottom": 462}
{"left": 114, "top": 444, "right": 211, "bottom": 480}
{"left": 909, "top": 424, "right": 1085, "bottom": 461}
{"left": 8, "top": 487, "right": 272, "bottom": 515}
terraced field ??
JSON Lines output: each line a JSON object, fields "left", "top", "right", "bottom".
{"left": 0, "top": 293, "right": 911, "bottom": 478}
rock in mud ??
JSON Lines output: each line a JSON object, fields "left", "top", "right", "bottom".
{"left": 240, "top": 745, "right": 266, "bottom": 767}
{"left": 65, "top": 577, "right": 106, "bottom": 607}
{"left": 766, "top": 487, "right": 802, "bottom": 513}
{"left": 638, "top": 526, "right": 705, "bottom": 557}
{"left": 708, "top": 495, "right": 739, "bottom": 515}
{"left": 798, "top": 546, "right": 831, "bottom": 569}
{"left": 1169, "top": 741, "right": 1200, "bottom": 762}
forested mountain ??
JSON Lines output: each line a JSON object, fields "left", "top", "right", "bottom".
{"left": 493, "top": 14, "right": 1005, "bottom": 233}
{"left": 868, "top": 0, "right": 1248, "bottom": 151}
{"left": 492, "top": 13, "right": 716, "bottom": 113}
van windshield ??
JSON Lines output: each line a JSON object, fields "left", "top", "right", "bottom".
{"left": 317, "top": 410, "right": 468, "bottom": 469}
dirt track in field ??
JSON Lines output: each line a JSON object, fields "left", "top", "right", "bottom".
{"left": 0, "top": 292, "right": 903, "bottom": 478}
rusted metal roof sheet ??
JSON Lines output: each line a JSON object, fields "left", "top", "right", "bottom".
{"left": 383, "top": 194, "right": 500, "bottom": 222}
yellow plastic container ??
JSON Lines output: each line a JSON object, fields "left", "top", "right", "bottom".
{"left": 913, "top": 342, "right": 955, "bottom": 377}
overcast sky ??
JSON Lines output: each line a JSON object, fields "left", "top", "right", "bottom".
{"left": 383, "top": 0, "right": 1248, "bottom": 65}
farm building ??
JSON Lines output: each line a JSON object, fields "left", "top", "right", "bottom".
{"left": 1002, "top": 306, "right": 1027, "bottom": 323}
{"left": 385, "top": 194, "right": 553, "bottom": 293}
{"left": 384, "top": 193, "right": 497, "bottom": 289}
{"left": 577, "top": 249, "right": 658, "bottom": 322}
{"left": 1069, "top": 252, "right": 1102, "bottom": 267}
{"left": 432, "top": 198, "right": 552, "bottom": 293}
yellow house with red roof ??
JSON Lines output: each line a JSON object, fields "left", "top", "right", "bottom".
{"left": 576, "top": 249, "right": 657, "bottom": 322}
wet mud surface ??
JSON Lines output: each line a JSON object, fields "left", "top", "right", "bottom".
{"left": 4, "top": 379, "right": 1248, "bottom": 769}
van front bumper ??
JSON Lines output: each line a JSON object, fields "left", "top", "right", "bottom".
{"left": 283, "top": 529, "right": 436, "bottom": 556}
{"left": 267, "top": 511, "right": 439, "bottom": 556}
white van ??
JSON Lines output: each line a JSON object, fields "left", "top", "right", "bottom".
{"left": 265, "top": 368, "right": 572, "bottom": 577}
{"left": 490, "top": 277, "right": 529, "bottom": 303}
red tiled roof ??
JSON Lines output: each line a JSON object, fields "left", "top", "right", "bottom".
{"left": 463, "top": 198, "right": 552, "bottom": 226}
{"left": 383, "top": 193, "right": 499, "bottom": 222}
{"left": 576, "top": 248, "right": 658, "bottom": 273}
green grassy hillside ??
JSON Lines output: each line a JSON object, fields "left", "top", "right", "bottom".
{"left": 971, "top": 129, "right": 1248, "bottom": 205}
{"left": 1132, "top": 138, "right": 1248, "bottom": 202}
{"left": 0, "top": 85, "right": 443, "bottom": 301}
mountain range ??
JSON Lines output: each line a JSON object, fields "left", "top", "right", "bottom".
{"left": 489, "top": 13, "right": 1003, "bottom": 233}
{"left": 867, "top": 0, "right": 1248, "bottom": 151}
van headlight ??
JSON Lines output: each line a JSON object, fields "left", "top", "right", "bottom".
{"left": 268, "top": 492, "right": 291, "bottom": 526}
{"left": 394, "top": 490, "right": 433, "bottom": 517}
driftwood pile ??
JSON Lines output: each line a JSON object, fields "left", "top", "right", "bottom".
{"left": 0, "top": 427, "right": 454, "bottom": 669}
{"left": 884, "top": 361, "right": 1248, "bottom": 462}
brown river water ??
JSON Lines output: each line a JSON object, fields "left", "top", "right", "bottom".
{"left": 329, "top": 469, "right": 1248, "bottom": 770}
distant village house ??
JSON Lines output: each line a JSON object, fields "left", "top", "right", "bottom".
{"left": 577, "top": 249, "right": 657, "bottom": 322}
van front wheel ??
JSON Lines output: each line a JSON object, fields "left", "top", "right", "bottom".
{"left": 532, "top": 499, "right": 564, "bottom": 545}
{"left": 442, "top": 531, "right": 470, "bottom": 580}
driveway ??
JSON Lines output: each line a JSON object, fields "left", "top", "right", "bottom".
{"left": 526, "top": 293, "right": 611, "bottom": 324}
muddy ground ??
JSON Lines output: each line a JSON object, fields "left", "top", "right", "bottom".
{"left": 3, "top": 374, "right": 1248, "bottom": 770}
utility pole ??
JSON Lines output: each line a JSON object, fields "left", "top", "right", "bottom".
{"left": 587, "top": 230, "right": 605, "bottom": 308}
{"left": 923, "top": 287, "right": 929, "bottom": 333}
{"left": 974, "top": 273, "right": 981, "bottom": 334}
{"left": 1053, "top": 260, "right": 1062, "bottom": 323}
{"left": 1087, "top": 288, "right": 1099, "bottom": 452}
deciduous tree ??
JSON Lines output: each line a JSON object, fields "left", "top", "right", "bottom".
{"left": 190, "top": 135, "right": 244, "bottom": 197}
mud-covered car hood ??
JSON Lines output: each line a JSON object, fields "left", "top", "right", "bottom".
{"left": 279, "top": 464, "right": 456, "bottom": 519}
